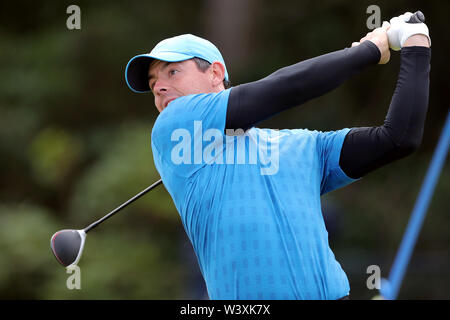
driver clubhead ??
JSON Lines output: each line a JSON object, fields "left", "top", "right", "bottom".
{"left": 50, "top": 229, "right": 86, "bottom": 267}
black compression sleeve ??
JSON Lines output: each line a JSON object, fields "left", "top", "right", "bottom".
{"left": 226, "top": 41, "right": 381, "bottom": 131}
{"left": 339, "top": 46, "right": 431, "bottom": 179}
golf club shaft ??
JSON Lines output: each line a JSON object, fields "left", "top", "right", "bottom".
{"left": 83, "top": 178, "right": 163, "bottom": 233}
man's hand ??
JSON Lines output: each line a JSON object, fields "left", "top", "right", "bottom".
{"left": 352, "top": 22, "right": 391, "bottom": 65}
{"left": 387, "top": 12, "right": 431, "bottom": 51}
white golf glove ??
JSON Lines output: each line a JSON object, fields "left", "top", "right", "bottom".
{"left": 386, "top": 12, "right": 431, "bottom": 51}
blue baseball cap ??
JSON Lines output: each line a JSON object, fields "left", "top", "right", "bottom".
{"left": 125, "top": 34, "right": 229, "bottom": 93}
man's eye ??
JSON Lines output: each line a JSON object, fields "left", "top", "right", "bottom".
{"left": 169, "top": 69, "right": 178, "bottom": 76}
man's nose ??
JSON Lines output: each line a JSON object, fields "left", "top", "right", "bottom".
{"left": 153, "top": 80, "right": 168, "bottom": 95}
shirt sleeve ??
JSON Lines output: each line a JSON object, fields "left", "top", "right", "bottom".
{"left": 151, "top": 89, "right": 231, "bottom": 181}
{"left": 316, "top": 128, "right": 361, "bottom": 195}
{"left": 339, "top": 46, "right": 431, "bottom": 179}
{"left": 226, "top": 41, "right": 381, "bottom": 131}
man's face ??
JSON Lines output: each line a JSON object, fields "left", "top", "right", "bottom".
{"left": 148, "top": 59, "right": 218, "bottom": 112}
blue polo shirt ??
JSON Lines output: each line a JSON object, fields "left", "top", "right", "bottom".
{"left": 151, "top": 88, "right": 359, "bottom": 300}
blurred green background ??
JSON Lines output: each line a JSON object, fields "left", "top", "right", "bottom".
{"left": 0, "top": 0, "right": 448, "bottom": 299}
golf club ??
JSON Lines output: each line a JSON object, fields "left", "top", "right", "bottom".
{"left": 407, "top": 10, "right": 425, "bottom": 23}
{"left": 50, "top": 178, "right": 163, "bottom": 267}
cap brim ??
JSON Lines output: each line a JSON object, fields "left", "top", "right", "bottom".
{"left": 125, "top": 52, "right": 194, "bottom": 93}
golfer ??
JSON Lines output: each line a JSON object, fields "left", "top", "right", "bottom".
{"left": 125, "top": 13, "right": 431, "bottom": 300}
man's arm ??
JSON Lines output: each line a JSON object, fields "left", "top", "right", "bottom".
{"left": 339, "top": 34, "right": 431, "bottom": 178}
{"left": 225, "top": 40, "right": 381, "bottom": 131}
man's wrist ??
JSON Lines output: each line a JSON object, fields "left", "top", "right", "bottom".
{"left": 403, "top": 34, "right": 430, "bottom": 48}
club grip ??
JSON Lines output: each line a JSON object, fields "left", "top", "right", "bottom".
{"left": 407, "top": 11, "right": 425, "bottom": 23}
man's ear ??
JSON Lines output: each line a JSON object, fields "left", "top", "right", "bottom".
{"left": 210, "top": 61, "right": 226, "bottom": 87}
